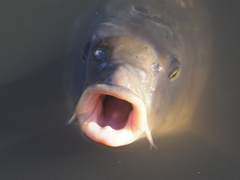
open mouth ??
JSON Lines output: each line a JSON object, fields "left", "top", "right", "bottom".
{"left": 74, "top": 84, "right": 155, "bottom": 147}
{"left": 99, "top": 95, "right": 133, "bottom": 130}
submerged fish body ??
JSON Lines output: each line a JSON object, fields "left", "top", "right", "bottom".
{"left": 65, "top": 0, "right": 211, "bottom": 148}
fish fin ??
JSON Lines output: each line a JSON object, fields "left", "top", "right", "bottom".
{"left": 150, "top": 143, "right": 158, "bottom": 150}
{"left": 145, "top": 127, "right": 158, "bottom": 150}
{"left": 62, "top": 112, "right": 77, "bottom": 126}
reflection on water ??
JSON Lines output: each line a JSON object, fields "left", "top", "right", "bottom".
{"left": 1, "top": 0, "right": 240, "bottom": 179}
{"left": 190, "top": 0, "right": 240, "bottom": 159}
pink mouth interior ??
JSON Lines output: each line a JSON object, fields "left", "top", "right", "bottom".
{"left": 98, "top": 95, "right": 133, "bottom": 130}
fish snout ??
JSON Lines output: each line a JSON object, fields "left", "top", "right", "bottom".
{"left": 98, "top": 63, "right": 152, "bottom": 96}
{"left": 76, "top": 63, "right": 156, "bottom": 147}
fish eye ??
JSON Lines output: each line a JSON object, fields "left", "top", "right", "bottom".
{"left": 168, "top": 68, "right": 179, "bottom": 80}
{"left": 168, "top": 57, "right": 181, "bottom": 81}
{"left": 94, "top": 49, "right": 106, "bottom": 60}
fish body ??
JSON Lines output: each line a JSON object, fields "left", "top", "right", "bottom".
{"left": 65, "top": 0, "right": 211, "bottom": 148}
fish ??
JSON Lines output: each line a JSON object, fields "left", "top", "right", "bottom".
{"left": 65, "top": 0, "right": 211, "bottom": 149}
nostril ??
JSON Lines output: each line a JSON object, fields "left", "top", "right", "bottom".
{"left": 98, "top": 62, "right": 118, "bottom": 73}
{"left": 98, "top": 62, "right": 108, "bottom": 72}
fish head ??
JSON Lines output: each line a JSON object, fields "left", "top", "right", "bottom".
{"left": 75, "top": 29, "right": 185, "bottom": 147}
{"left": 66, "top": 0, "right": 211, "bottom": 148}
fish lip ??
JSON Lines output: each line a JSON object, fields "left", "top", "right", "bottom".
{"left": 75, "top": 83, "right": 148, "bottom": 147}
